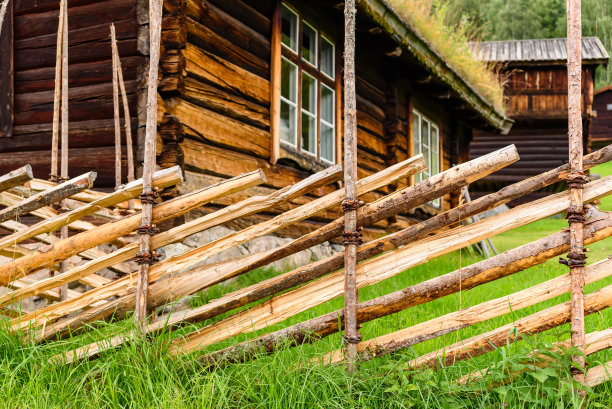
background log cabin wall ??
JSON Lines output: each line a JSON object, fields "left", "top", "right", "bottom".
{"left": 592, "top": 86, "right": 612, "bottom": 150}
{"left": 470, "top": 65, "right": 596, "bottom": 205}
{"left": 156, "top": 0, "right": 468, "bottom": 240}
{"left": 0, "top": 0, "right": 146, "bottom": 188}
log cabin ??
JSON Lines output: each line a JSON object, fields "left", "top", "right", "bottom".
{"left": 468, "top": 37, "right": 609, "bottom": 205}
{"left": 592, "top": 85, "right": 612, "bottom": 150}
{"left": 0, "top": 0, "right": 512, "bottom": 239}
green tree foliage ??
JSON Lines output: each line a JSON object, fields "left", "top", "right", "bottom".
{"left": 446, "top": 0, "right": 612, "bottom": 87}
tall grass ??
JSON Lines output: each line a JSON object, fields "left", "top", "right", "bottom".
{"left": 384, "top": 0, "right": 507, "bottom": 115}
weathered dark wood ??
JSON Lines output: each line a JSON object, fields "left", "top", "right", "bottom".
{"left": 0, "top": 0, "right": 12, "bottom": 138}
{"left": 0, "top": 164, "right": 33, "bottom": 192}
{"left": 0, "top": 171, "right": 96, "bottom": 223}
{"left": 198, "top": 209, "right": 612, "bottom": 369}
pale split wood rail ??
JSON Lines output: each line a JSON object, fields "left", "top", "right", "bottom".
{"left": 1, "top": 143, "right": 612, "bottom": 391}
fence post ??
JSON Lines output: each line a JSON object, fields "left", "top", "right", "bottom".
{"left": 565, "top": 0, "right": 587, "bottom": 385}
{"left": 342, "top": 0, "right": 361, "bottom": 372}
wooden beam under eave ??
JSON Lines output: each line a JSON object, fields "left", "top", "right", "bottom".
{"left": 269, "top": 0, "right": 282, "bottom": 165}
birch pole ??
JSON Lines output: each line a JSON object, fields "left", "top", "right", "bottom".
{"left": 111, "top": 23, "right": 136, "bottom": 210}
{"left": 566, "top": 0, "right": 587, "bottom": 384}
{"left": 111, "top": 24, "right": 122, "bottom": 190}
{"left": 342, "top": 0, "right": 360, "bottom": 371}
{"left": 134, "top": 0, "right": 163, "bottom": 326}
{"left": 58, "top": 0, "right": 69, "bottom": 301}
{"left": 50, "top": 0, "right": 66, "bottom": 182}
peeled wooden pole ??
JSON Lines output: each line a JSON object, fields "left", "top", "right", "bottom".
{"left": 5, "top": 167, "right": 339, "bottom": 317}
{"left": 20, "top": 159, "right": 420, "bottom": 336}
{"left": 566, "top": 0, "right": 587, "bottom": 382}
{"left": 407, "top": 283, "right": 612, "bottom": 371}
{"left": 342, "top": 0, "right": 359, "bottom": 371}
{"left": 111, "top": 24, "right": 122, "bottom": 190}
{"left": 320, "top": 258, "right": 612, "bottom": 365}
{"left": 134, "top": 0, "right": 164, "bottom": 325}
{"left": 196, "top": 210, "right": 612, "bottom": 369}
{"left": 0, "top": 165, "right": 33, "bottom": 193}
{"left": 50, "top": 0, "right": 65, "bottom": 181}
{"left": 58, "top": 0, "right": 69, "bottom": 300}
{"left": 0, "top": 172, "right": 96, "bottom": 223}
{"left": 0, "top": 167, "right": 181, "bottom": 252}
{"left": 111, "top": 23, "right": 135, "bottom": 209}
{"left": 169, "top": 178, "right": 612, "bottom": 355}
{"left": 0, "top": 170, "right": 261, "bottom": 287}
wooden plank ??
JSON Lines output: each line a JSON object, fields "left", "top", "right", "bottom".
{"left": 269, "top": 0, "right": 281, "bottom": 165}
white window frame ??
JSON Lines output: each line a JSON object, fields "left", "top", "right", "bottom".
{"left": 280, "top": 57, "right": 299, "bottom": 149}
{"left": 281, "top": 4, "right": 299, "bottom": 53}
{"left": 320, "top": 83, "right": 335, "bottom": 164}
{"left": 320, "top": 35, "right": 335, "bottom": 81}
{"left": 413, "top": 109, "right": 441, "bottom": 208}
{"left": 301, "top": 21, "right": 318, "bottom": 68}
{"left": 301, "top": 71, "right": 318, "bottom": 157}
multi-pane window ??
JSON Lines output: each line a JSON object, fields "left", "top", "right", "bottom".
{"left": 279, "top": 3, "right": 336, "bottom": 164}
{"left": 413, "top": 110, "right": 441, "bottom": 207}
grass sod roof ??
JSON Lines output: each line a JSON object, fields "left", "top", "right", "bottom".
{"left": 359, "top": 0, "right": 512, "bottom": 134}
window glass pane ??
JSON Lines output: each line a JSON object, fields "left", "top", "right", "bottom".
{"left": 280, "top": 100, "right": 296, "bottom": 146}
{"left": 412, "top": 112, "right": 420, "bottom": 155}
{"left": 302, "top": 22, "right": 317, "bottom": 66}
{"left": 281, "top": 5, "right": 298, "bottom": 52}
{"left": 302, "top": 113, "right": 316, "bottom": 155}
{"left": 321, "top": 124, "right": 334, "bottom": 162}
{"left": 281, "top": 58, "right": 297, "bottom": 102}
{"left": 321, "top": 85, "right": 334, "bottom": 124}
{"left": 421, "top": 118, "right": 430, "bottom": 176}
{"left": 321, "top": 37, "right": 335, "bottom": 78}
{"left": 302, "top": 73, "right": 316, "bottom": 114}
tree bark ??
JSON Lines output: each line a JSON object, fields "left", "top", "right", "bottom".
{"left": 196, "top": 210, "right": 612, "bottom": 369}
{"left": 566, "top": 0, "right": 586, "bottom": 383}
{"left": 0, "top": 172, "right": 96, "bottom": 223}
{"left": 0, "top": 165, "right": 33, "bottom": 193}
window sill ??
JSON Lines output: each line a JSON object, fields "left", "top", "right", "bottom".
{"left": 278, "top": 144, "right": 335, "bottom": 174}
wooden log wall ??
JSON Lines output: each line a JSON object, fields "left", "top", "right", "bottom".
{"left": 158, "top": 0, "right": 439, "bottom": 239}
{"left": 0, "top": 0, "right": 146, "bottom": 187}
{"left": 469, "top": 65, "right": 596, "bottom": 202}
{"left": 592, "top": 88, "right": 612, "bottom": 149}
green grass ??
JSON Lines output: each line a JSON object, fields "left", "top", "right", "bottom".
{"left": 2, "top": 180, "right": 612, "bottom": 407}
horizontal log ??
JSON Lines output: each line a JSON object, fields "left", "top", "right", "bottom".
{"left": 203, "top": 0, "right": 270, "bottom": 37}
{"left": 184, "top": 44, "right": 269, "bottom": 106}
{"left": 14, "top": 0, "right": 136, "bottom": 39}
{"left": 182, "top": 138, "right": 337, "bottom": 195}
{"left": 182, "top": 77, "right": 269, "bottom": 130}
{"left": 0, "top": 172, "right": 96, "bottom": 223}
{"left": 585, "top": 360, "right": 612, "bottom": 388}
{"left": 186, "top": 16, "right": 268, "bottom": 78}
{"left": 320, "top": 258, "right": 612, "bottom": 364}
{"left": 0, "top": 170, "right": 262, "bottom": 287}
{"left": 0, "top": 167, "right": 182, "bottom": 253}
{"left": 169, "top": 177, "right": 612, "bottom": 355}
{"left": 0, "top": 165, "right": 33, "bottom": 193}
{"left": 184, "top": 0, "right": 269, "bottom": 62}
{"left": 4, "top": 166, "right": 341, "bottom": 314}
{"left": 166, "top": 98, "right": 270, "bottom": 158}
{"left": 408, "top": 284, "right": 612, "bottom": 370}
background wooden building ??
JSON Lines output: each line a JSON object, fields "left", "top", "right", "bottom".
{"left": 592, "top": 85, "right": 612, "bottom": 150}
{"left": 0, "top": 0, "right": 512, "bottom": 239}
{"left": 468, "top": 37, "right": 608, "bottom": 204}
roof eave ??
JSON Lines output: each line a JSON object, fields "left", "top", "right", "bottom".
{"left": 358, "top": 0, "right": 513, "bottom": 134}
